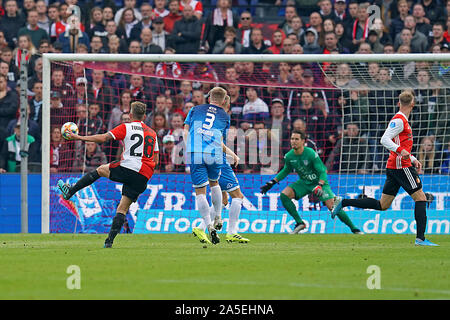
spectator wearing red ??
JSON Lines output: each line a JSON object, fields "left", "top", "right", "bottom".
{"left": 179, "top": 0, "right": 203, "bottom": 20}
{"left": 154, "top": 0, "right": 170, "bottom": 18}
{"left": 268, "top": 29, "right": 285, "bottom": 54}
{"left": 164, "top": 0, "right": 182, "bottom": 34}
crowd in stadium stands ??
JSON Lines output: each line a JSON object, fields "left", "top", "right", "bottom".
{"left": 0, "top": 0, "right": 449, "bottom": 175}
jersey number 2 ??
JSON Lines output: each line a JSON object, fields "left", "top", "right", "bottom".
{"left": 130, "top": 134, "right": 155, "bottom": 158}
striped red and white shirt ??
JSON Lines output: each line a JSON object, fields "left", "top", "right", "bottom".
{"left": 109, "top": 121, "right": 159, "bottom": 179}
{"left": 381, "top": 111, "right": 415, "bottom": 169}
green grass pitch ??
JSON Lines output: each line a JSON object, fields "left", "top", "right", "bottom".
{"left": 0, "top": 233, "right": 449, "bottom": 300}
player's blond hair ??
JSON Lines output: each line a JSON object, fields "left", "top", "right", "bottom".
{"left": 208, "top": 87, "right": 228, "bottom": 105}
{"left": 131, "top": 101, "right": 147, "bottom": 120}
{"left": 399, "top": 90, "right": 414, "bottom": 107}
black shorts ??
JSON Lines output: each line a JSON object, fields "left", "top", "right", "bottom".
{"left": 109, "top": 163, "right": 148, "bottom": 202}
{"left": 382, "top": 167, "right": 422, "bottom": 196}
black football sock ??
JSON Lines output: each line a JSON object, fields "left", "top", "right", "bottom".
{"left": 105, "top": 213, "right": 126, "bottom": 244}
{"left": 414, "top": 201, "right": 427, "bottom": 241}
{"left": 342, "top": 198, "right": 382, "bottom": 210}
{"left": 69, "top": 170, "right": 101, "bottom": 196}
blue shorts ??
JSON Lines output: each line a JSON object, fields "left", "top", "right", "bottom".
{"left": 219, "top": 163, "right": 240, "bottom": 192}
{"left": 189, "top": 153, "right": 222, "bottom": 188}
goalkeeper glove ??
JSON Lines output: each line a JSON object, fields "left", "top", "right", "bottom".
{"left": 260, "top": 179, "right": 277, "bottom": 194}
{"left": 312, "top": 183, "right": 324, "bottom": 197}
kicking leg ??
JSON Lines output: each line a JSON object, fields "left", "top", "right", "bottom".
{"left": 325, "top": 198, "right": 361, "bottom": 234}
{"left": 58, "top": 164, "right": 109, "bottom": 200}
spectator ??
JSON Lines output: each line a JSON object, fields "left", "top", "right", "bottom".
{"left": 90, "top": 35, "right": 106, "bottom": 53}
{"left": 268, "top": 98, "right": 290, "bottom": 153}
{"left": 344, "top": 0, "right": 359, "bottom": 31}
{"left": 268, "top": 29, "right": 284, "bottom": 54}
{"left": 205, "top": 0, "right": 239, "bottom": 51}
{"left": 107, "top": 34, "right": 121, "bottom": 54}
{"left": 49, "top": 125, "right": 73, "bottom": 173}
{"left": 0, "top": 61, "right": 15, "bottom": 91}
{"left": 212, "top": 26, "right": 243, "bottom": 54}
{"left": 350, "top": 2, "right": 370, "bottom": 50}
{"left": 429, "top": 21, "right": 448, "bottom": 49}
{"left": 440, "top": 141, "right": 450, "bottom": 174}
{"left": 13, "top": 34, "right": 36, "bottom": 70}
{"left": 152, "top": 17, "right": 169, "bottom": 51}
{"left": 159, "top": 134, "right": 177, "bottom": 172}
{"left": 29, "top": 81, "right": 43, "bottom": 127}
{"left": 369, "top": 17, "right": 393, "bottom": 46}
{"left": 0, "top": 122, "right": 39, "bottom": 172}
{"left": 49, "top": 91, "right": 66, "bottom": 127}
{"left": 0, "top": 74, "right": 18, "bottom": 129}
{"left": 117, "top": 7, "right": 139, "bottom": 44}
{"left": 73, "top": 141, "right": 107, "bottom": 173}
{"left": 242, "top": 87, "right": 270, "bottom": 122}
{"left": 326, "top": 122, "right": 369, "bottom": 174}
{"left": 418, "top": 136, "right": 439, "bottom": 173}
{"left": 90, "top": 69, "right": 115, "bottom": 118}
{"left": 154, "top": 0, "right": 170, "bottom": 18}
{"left": 50, "top": 2, "right": 86, "bottom": 42}
{"left": 168, "top": 112, "right": 184, "bottom": 144}
{"left": 278, "top": 5, "right": 297, "bottom": 36}
{"left": 140, "top": 28, "right": 163, "bottom": 54}
{"left": 108, "top": 89, "right": 132, "bottom": 131}
{"left": 413, "top": 3, "right": 433, "bottom": 38}
{"left": 87, "top": 103, "right": 106, "bottom": 133}
{"left": 421, "top": 0, "right": 444, "bottom": 25}
{"left": 179, "top": 0, "right": 203, "bottom": 20}
{"left": 390, "top": 0, "right": 410, "bottom": 42}
{"left": 129, "top": 2, "right": 154, "bottom": 41}
{"left": 47, "top": 3, "right": 60, "bottom": 40}
{"left": 322, "top": 31, "right": 349, "bottom": 54}
{"left": 243, "top": 27, "right": 269, "bottom": 54}
{"left": 87, "top": 6, "right": 105, "bottom": 40}
{"left": 366, "top": 30, "right": 384, "bottom": 53}
{"left": 307, "top": 11, "right": 323, "bottom": 35}
{"left": 164, "top": 0, "right": 182, "bottom": 34}
{"left": 318, "top": 0, "right": 337, "bottom": 22}
{"left": 302, "top": 28, "right": 320, "bottom": 54}
{"left": 169, "top": 4, "right": 202, "bottom": 54}
{"left": 335, "top": 21, "right": 353, "bottom": 52}
{"left": 290, "top": 90, "right": 325, "bottom": 147}
{"left": 236, "top": 11, "right": 253, "bottom": 48}
{"left": 17, "top": 8, "right": 49, "bottom": 48}
{"left": 394, "top": 15, "right": 429, "bottom": 53}
{"left": 0, "top": 0, "right": 26, "bottom": 48}
{"left": 114, "top": 0, "right": 142, "bottom": 25}
{"left": 151, "top": 111, "right": 170, "bottom": 144}
{"left": 334, "top": 0, "right": 348, "bottom": 23}
{"left": 345, "top": 85, "right": 370, "bottom": 136}
{"left": 36, "top": 0, "right": 50, "bottom": 34}
{"left": 58, "top": 13, "right": 90, "bottom": 53}
{"left": 113, "top": 112, "right": 131, "bottom": 162}
{"left": 185, "top": 47, "right": 219, "bottom": 83}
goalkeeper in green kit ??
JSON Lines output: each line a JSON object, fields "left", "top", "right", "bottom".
{"left": 261, "top": 130, "right": 363, "bottom": 234}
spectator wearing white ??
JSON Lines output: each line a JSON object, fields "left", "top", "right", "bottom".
{"left": 114, "top": 0, "right": 142, "bottom": 25}
{"left": 242, "top": 87, "right": 269, "bottom": 121}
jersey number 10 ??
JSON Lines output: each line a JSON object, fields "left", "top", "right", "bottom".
{"left": 130, "top": 134, "right": 156, "bottom": 158}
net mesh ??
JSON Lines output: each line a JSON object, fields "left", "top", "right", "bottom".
{"left": 48, "top": 57, "right": 450, "bottom": 234}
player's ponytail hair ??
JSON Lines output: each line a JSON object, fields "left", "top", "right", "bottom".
{"left": 131, "top": 101, "right": 147, "bottom": 120}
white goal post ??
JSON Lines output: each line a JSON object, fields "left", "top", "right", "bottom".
{"left": 41, "top": 53, "right": 450, "bottom": 233}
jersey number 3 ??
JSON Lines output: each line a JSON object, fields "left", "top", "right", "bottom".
{"left": 203, "top": 112, "right": 216, "bottom": 130}
{"left": 130, "top": 134, "right": 155, "bottom": 158}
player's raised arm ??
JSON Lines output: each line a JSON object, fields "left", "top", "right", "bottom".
{"left": 222, "top": 142, "right": 239, "bottom": 167}
{"left": 68, "top": 131, "right": 113, "bottom": 144}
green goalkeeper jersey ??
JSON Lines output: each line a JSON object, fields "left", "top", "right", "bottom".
{"left": 275, "top": 147, "right": 328, "bottom": 185}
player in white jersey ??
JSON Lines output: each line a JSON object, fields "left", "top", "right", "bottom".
{"left": 58, "top": 102, "right": 159, "bottom": 248}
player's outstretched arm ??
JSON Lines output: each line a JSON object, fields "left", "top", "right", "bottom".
{"left": 68, "top": 131, "right": 113, "bottom": 144}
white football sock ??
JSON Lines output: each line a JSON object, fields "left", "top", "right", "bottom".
{"left": 199, "top": 205, "right": 216, "bottom": 232}
{"left": 196, "top": 194, "right": 212, "bottom": 229}
{"left": 228, "top": 197, "right": 243, "bottom": 234}
{"left": 210, "top": 185, "right": 223, "bottom": 219}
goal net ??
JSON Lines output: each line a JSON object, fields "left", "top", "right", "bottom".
{"left": 42, "top": 54, "right": 450, "bottom": 235}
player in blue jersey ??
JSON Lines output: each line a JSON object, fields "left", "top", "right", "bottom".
{"left": 184, "top": 87, "right": 239, "bottom": 245}
{"left": 197, "top": 96, "right": 249, "bottom": 243}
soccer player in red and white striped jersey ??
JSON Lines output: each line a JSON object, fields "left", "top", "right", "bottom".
{"left": 332, "top": 90, "right": 438, "bottom": 246}
{"left": 57, "top": 101, "right": 159, "bottom": 248}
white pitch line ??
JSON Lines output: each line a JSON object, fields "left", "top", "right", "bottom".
{"left": 155, "top": 279, "right": 450, "bottom": 296}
